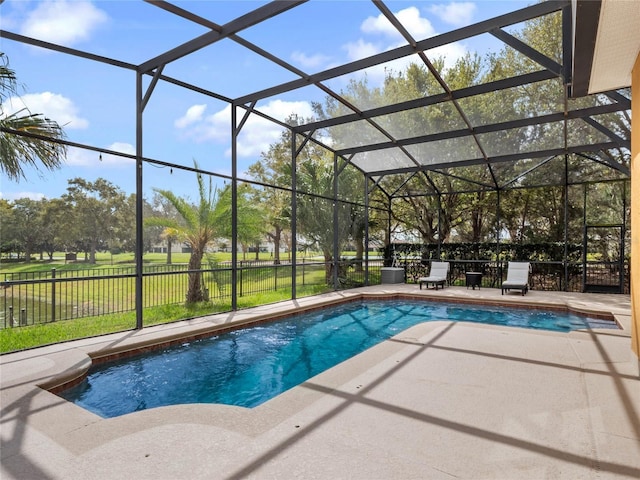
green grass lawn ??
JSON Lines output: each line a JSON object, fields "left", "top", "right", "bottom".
{"left": 0, "top": 250, "right": 333, "bottom": 274}
{"left": 0, "top": 252, "right": 372, "bottom": 353}
{"left": 0, "top": 283, "right": 333, "bottom": 353}
{"left": 0, "top": 258, "right": 338, "bottom": 353}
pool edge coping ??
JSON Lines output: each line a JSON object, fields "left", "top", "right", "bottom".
{"left": 37, "top": 290, "right": 625, "bottom": 396}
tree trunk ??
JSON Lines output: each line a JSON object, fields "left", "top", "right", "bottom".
{"left": 324, "top": 251, "right": 333, "bottom": 285}
{"left": 89, "top": 238, "right": 97, "bottom": 264}
{"left": 186, "top": 247, "right": 204, "bottom": 303}
{"left": 167, "top": 238, "right": 172, "bottom": 265}
{"left": 354, "top": 233, "right": 364, "bottom": 272}
{"left": 273, "top": 226, "right": 282, "bottom": 265}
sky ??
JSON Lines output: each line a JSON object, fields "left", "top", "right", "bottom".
{"left": 0, "top": 0, "right": 532, "bottom": 203}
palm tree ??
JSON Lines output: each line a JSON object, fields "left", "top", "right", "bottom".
{"left": 160, "top": 227, "right": 180, "bottom": 265}
{"left": 0, "top": 53, "right": 67, "bottom": 181}
{"left": 146, "top": 164, "right": 227, "bottom": 303}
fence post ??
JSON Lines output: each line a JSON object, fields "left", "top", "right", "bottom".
{"left": 274, "top": 264, "right": 278, "bottom": 291}
{"left": 9, "top": 306, "right": 13, "bottom": 328}
{"left": 51, "top": 268, "right": 56, "bottom": 323}
{"left": 20, "top": 308, "right": 27, "bottom": 326}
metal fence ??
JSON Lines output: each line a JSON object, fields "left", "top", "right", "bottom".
{"left": 400, "top": 258, "right": 630, "bottom": 293}
{"left": 1, "top": 259, "right": 383, "bottom": 328}
{"left": 1, "top": 257, "right": 626, "bottom": 329}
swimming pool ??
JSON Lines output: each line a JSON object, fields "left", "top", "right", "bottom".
{"left": 59, "top": 299, "right": 617, "bottom": 418}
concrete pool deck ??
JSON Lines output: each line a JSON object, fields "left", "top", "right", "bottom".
{"left": 1, "top": 286, "right": 639, "bottom": 479}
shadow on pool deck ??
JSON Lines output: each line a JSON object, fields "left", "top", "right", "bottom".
{"left": 1, "top": 286, "right": 639, "bottom": 479}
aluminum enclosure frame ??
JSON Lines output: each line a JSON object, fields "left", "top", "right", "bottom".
{"left": 0, "top": 0, "right": 631, "bottom": 322}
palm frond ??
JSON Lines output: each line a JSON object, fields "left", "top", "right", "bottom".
{"left": 1, "top": 52, "right": 67, "bottom": 181}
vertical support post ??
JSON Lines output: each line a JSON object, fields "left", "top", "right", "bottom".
{"left": 364, "top": 175, "right": 370, "bottom": 286}
{"left": 496, "top": 189, "right": 501, "bottom": 280}
{"left": 621, "top": 180, "right": 627, "bottom": 292}
{"left": 291, "top": 131, "right": 297, "bottom": 299}
{"left": 333, "top": 154, "right": 339, "bottom": 290}
{"left": 582, "top": 184, "right": 588, "bottom": 292}
{"left": 496, "top": 189, "right": 501, "bottom": 254}
{"left": 564, "top": 154, "right": 569, "bottom": 291}
{"left": 231, "top": 103, "right": 238, "bottom": 310}
{"left": 437, "top": 194, "right": 442, "bottom": 259}
{"left": 387, "top": 195, "right": 392, "bottom": 259}
{"left": 630, "top": 53, "right": 640, "bottom": 359}
{"left": 562, "top": 4, "right": 573, "bottom": 86}
{"left": 51, "top": 268, "right": 56, "bottom": 323}
{"left": 135, "top": 72, "right": 144, "bottom": 329}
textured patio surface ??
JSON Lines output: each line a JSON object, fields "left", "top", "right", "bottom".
{"left": 1, "top": 286, "right": 639, "bottom": 479}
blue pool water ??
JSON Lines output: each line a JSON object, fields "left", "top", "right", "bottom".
{"left": 60, "top": 300, "right": 617, "bottom": 418}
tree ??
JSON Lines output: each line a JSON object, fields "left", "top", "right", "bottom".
{"left": 296, "top": 156, "right": 353, "bottom": 283}
{"left": 0, "top": 199, "right": 20, "bottom": 259}
{"left": 247, "top": 116, "right": 299, "bottom": 265}
{"left": 308, "top": 11, "right": 629, "bottom": 255}
{"left": 62, "top": 178, "right": 129, "bottom": 263}
{"left": 148, "top": 192, "right": 182, "bottom": 263}
{"left": 145, "top": 171, "right": 223, "bottom": 303}
{"left": 233, "top": 183, "right": 265, "bottom": 260}
{"left": 160, "top": 227, "right": 180, "bottom": 264}
{"left": 8, "top": 198, "right": 45, "bottom": 263}
{"left": 248, "top": 114, "right": 362, "bottom": 283}
{"left": 145, "top": 163, "right": 230, "bottom": 303}
{"left": 40, "top": 198, "right": 68, "bottom": 260}
{"left": 0, "top": 53, "right": 67, "bottom": 181}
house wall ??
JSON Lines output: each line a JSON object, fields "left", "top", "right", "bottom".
{"left": 632, "top": 53, "right": 640, "bottom": 359}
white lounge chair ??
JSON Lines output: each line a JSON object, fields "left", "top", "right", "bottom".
{"left": 418, "top": 261, "right": 449, "bottom": 290}
{"left": 501, "top": 262, "right": 530, "bottom": 295}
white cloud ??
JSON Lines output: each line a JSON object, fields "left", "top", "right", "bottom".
{"left": 174, "top": 100, "right": 315, "bottom": 158}
{"left": 101, "top": 142, "right": 136, "bottom": 166}
{"left": 257, "top": 99, "right": 315, "bottom": 123}
{"left": 3, "top": 92, "right": 88, "bottom": 129}
{"left": 361, "top": 6, "right": 437, "bottom": 40}
{"left": 291, "top": 51, "right": 333, "bottom": 70}
{"left": 428, "top": 2, "right": 477, "bottom": 27}
{"left": 20, "top": 0, "right": 108, "bottom": 45}
{"left": 65, "top": 144, "right": 134, "bottom": 167}
{"left": 343, "top": 38, "right": 382, "bottom": 62}
{"left": 108, "top": 142, "right": 136, "bottom": 156}
{"left": 0, "top": 191, "right": 46, "bottom": 201}
{"left": 425, "top": 41, "right": 469, "bottom": 71}
{"left": 174, "top": 104, "right": 207, "bottom": 129}
{"left": 337, "top": 5, "right": 468, "bottom": 87}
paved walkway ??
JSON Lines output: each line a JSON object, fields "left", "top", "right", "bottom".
{"left": 1, "top": 286, "right": 639, "bottom": 479}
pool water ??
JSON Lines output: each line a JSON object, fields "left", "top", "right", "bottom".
{"left": 60, "top": 299, "right": 616, "bottom": 418}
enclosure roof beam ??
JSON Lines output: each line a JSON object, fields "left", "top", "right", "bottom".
{"left": 489, "top": 28, "right": 563, "bottom": 77}
{"left": 600, "top": 150, "right": 631, "bottom": 175}
{"left": 336, "top": 102, "right": 628, "bottom": 156}
{"left": 575, "top": 152, "right": 630, "bottom": 176}
{"left": 147, "top": 0, "right": 425, "bottom": 179}
{"left": 235, "top": 0, "right": 568, "bottom": 104}
{"left": 604, "top": 90, "right": 631, "bottom": 110}
{"left": 364, "top": 142, "right": 621, "bottom": 176}
{"left": 146, "top": 0, "right": 371, "bottom": 134}
{"left": 431, "top": 169, "right": 496, "bottom": 189}
{"left": 294, "top": 70, "right": 556, "bottom": 133}
{"left": 500, "top": 155, "right": 558, "bottom": 189}
{"left": 582, "top": 117, "right": 631, "bottom": 149}
{"left": 372, "top": 0, "right": 499, "bottom": 188}
{"left": 0, "top": 30, "right": 136, "bottom": 70}
{"left": 139, "top": 0, "right": 306, "bottom": 73}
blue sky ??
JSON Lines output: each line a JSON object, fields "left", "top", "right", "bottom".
{"left": 1, "top": 0, "right": 532, "bottom": 202}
